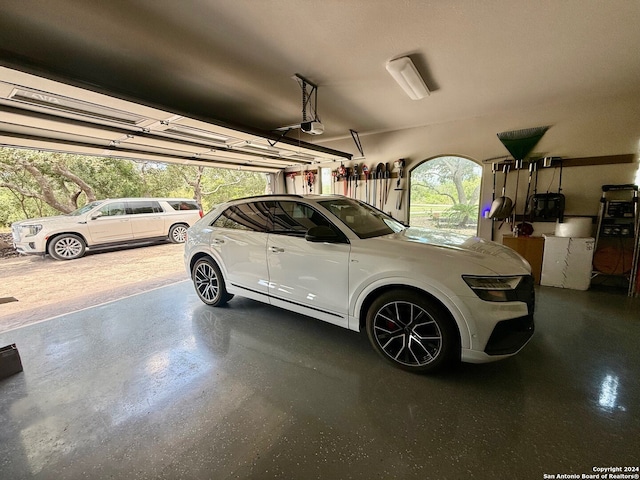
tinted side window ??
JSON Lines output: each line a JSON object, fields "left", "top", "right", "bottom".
{"left": 319, "top": 198, "right": 401, "bottom": 239}
{"left": 167, "top": 200, "right": 199, "bottom": 211}
{"left": 128, "top": 201, "right": 163, "bottom": 214}
{"left": 98, "top": 201, "right": 127, "bottom": 217}
{"left": 212, "top": 202, "right": 270, "bottom": 232}
{"left": 271, "top": 201, "right": 336, "bottom": 236}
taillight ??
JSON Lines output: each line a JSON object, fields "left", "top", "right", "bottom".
{"left": 199, "top": 210, "right": 203, "bottom": 218}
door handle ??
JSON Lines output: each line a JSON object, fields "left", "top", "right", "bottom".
{"left": 269, "top": 246, "right": 284, "bottom": 253}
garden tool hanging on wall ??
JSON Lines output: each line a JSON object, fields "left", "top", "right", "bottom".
{"left": 394, "top": 159, "right": 406, "bottom": 213}
{"left": 362, "top": 164, "right": 370, "bottom": 203}
{"left": 349, "top": 130, "right": 365, "bottom": 201}
{"left": 491, "top": 126, "right": 549, "bottom": 225}
{"left": 352, "top": 164, "right": 359, "bottom": 199}
{"left": 376, "top": 163, "right": 385, "bottom": 209}
{"left": 489, "top": 164, "right": 514, "bottom": 220}
{"left": 516, "top": 160, "right": 537, "bottom": 236}
{"left": 371, "top": 165, "right": 378, "bottom": 205}
{"left": 384, "top": 162, "right": 392, "bottom": 208}
{"left": 489, "top": 162, "right": 499, "bottom": 240}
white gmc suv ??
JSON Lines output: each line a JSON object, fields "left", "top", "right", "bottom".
{"left": 12, "top": 197, "right": 202, "bottom": 260}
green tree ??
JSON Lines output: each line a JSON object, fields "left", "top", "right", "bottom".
{"left": 199, "top": 168, "right": 267, "bottom": 211}
{"left": 0, "top": 147, "right": 268, "bottom": 225}
{"left": 163, "top": 165, "right": 267, "bottom": 212}
{"left": 410, "top": 156, "right": 481, "bottom": 227}
{"left": 0, "top": 149, "right": 98, "bottom": 214}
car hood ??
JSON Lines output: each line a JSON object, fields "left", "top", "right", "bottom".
{"left": 13, "top": 214, "right": 87, "bottom": 226}
{"left": 374, "top": 227, "right": 531, "bottom": 275}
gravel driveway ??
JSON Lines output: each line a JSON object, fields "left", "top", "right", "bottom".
{"left": 0, "top": 242, "right": 188, "bottom": 333}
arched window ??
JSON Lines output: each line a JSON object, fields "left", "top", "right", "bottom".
{"left": 409, "top": 156, "right": 482, "bottom": 236}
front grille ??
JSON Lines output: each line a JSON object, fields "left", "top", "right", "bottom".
{"left": 485, "top": 315, "right": 535, "bottom": 355}
{"left": 514, "top": 274, "right": 535, "bottom": 314}
{"left": 11, "top": 226, "right": 20, "bottom": 242}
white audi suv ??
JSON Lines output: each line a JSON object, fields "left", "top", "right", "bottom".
{"left": 184, "top": 194, "right": 535, "bottom": 373}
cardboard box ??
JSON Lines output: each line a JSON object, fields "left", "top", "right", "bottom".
{"left": 541, "top": 236, "right": 595, "bottom": 290}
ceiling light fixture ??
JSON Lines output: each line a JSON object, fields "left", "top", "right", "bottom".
{"left": 8, "top": 88, "right": 146, "bottom": 124}
{"left": 385, "top": 56, "right": 430, "bottom": 100}
{"left": 163, "top": 124, "right": 231, "bottom": 144}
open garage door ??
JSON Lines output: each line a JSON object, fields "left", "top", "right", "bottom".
{"left": 0, "top": 68, "right": 351, "bottom": 173}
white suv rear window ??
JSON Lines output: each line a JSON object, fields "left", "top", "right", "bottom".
{"left": 167, "top": 200, "right": 200, "bottom": 211}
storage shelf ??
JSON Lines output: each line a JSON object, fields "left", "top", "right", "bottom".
{"left": 593, "top": 184, "right": 639, "bottom": 297}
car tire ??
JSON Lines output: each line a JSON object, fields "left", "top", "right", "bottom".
{"left": 168, "top": 224, "right": 188, "bottom": 243}
{"left": 366, "top": 290, "right": 459, "bottom": 373}
{"left": 192, "top": 257, "right": 233, "bottom": 306}
{"left": 48, "top": 234, "right": 86, "bottom": 261}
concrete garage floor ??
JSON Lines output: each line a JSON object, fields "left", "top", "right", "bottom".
{"left": 1, "top": 281, "right": 639, "bottom": 479}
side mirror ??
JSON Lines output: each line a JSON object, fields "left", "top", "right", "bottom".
{"left": 90, "top": 212, "right": 103, "bottom": 220}
{"left": 305, "top": 225, "right": 340, "bottom": 243}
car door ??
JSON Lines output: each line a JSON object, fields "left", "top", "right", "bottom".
{"left": 127, "top": 200, "right": 166, "bottom": 239}
{"left": 87, "top": 200, "right": 134, "bottom": 244}
{"left": 210, "top": 201, "right": 271, "bottom": 302}
{"left": 267, "top": 201, "right": 350, "bottom": 328}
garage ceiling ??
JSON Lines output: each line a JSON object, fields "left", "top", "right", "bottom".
{"left": 0, "top": 68, "right": 350, "bottom": 172}
{"left": 0, "top": 1, "right": 639, "bottom": 170}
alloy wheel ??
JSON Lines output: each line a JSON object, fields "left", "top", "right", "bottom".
{"left": 371, "top": 301, "right": 443, "bottom": 368}
{"left": 170, "top": 225, "right": 188, "bottom": 243}
{"left": 194, "top": 261, "right": 220, "bottom": 303}
{"left": 53, "top": 236, "right": 84, "bottom": 259}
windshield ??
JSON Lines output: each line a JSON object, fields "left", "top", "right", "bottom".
{"left": 67, "top": 201, "right": 104, "bottom": 216}
{"left": 318, "top": 198, "right": 406, "bottom": 239}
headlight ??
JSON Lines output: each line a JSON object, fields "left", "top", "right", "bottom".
{"left": 21, "top": 224, "right": 42, "bottom": 237}
{"left": 462, "top": 275, "right": 523, "bottom": 302}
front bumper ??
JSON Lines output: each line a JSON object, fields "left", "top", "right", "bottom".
{"left": 485, "top": 275, "right": 535, "bottom": 355}
{"left": 459, "top": 274, "right": 535, "bottom": 362}
{"left": 461, "top": 315, "right": 534, "bottom": 363}
{"left": 484, "top": 314, "right": 535, "bottom": 355}
{"left": 13, "top": 240, "right": 44, "bottom": 255}
{"left": 11, "top": 225, "right": 46, "bottom": 255}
